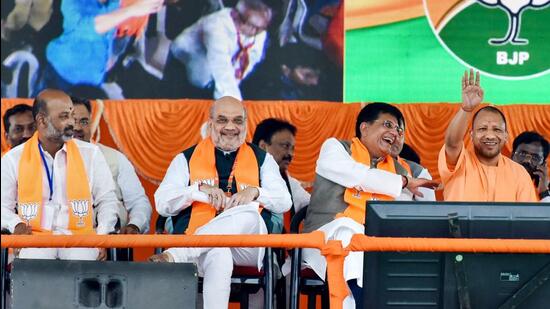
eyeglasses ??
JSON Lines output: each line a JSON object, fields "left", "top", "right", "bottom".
{"left": 376, "top": 120, "right": 404, "bottom": 136}
{"left": 514, "top": 151, "right": 544, "bottom": 164}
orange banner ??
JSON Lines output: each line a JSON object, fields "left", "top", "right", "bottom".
{"left": 345, "top": 0, "right": 425, "bottom": 30}
{"left": 3, "top": 100, "right": 550, "bottom": 188}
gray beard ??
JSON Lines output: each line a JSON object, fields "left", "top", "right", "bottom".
{"left": 46, "top": 121, "right": 72, "bottom": 143}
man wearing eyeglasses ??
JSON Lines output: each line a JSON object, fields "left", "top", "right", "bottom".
{"left": 149, "top": 96, "right": 291, "bottom": 308}
{"left": 438, "top": 69, "right": 537, "bottom": 202}
{"left": 71, "top": 97, "right": 152, "bottom": 235}
{"left": 164, "top": 0, "right": 272, "bottom": 100}
{"left": 301, "top": 102, "right": 439, "bottom": 308}
{"left": 252, "top": 118, "right": 311, "bottom": 233}
{"left": 512, "top": 131, "right": 549, "bottom": 202}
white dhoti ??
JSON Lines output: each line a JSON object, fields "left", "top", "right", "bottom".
{"left": 165, "top": 203, "right": 267, "bottom": 309}
{"left": 301, "top": 217, "right": 365, "bottom": 309}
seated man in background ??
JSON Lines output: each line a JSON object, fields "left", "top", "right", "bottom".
{"left": 149, "top": 96, "right": 291, "bottom": 308}
{"left": 71, "top": 97, "right": 152, "bottom": 234}
{"left": 438, "top": 70, "right": 537, "bottom": 202}
{"left": 252, "top": 118, "right": 310, "bottom": 233}
{"left": 1, "top": 89, "right": 119, "bottom": 260}
{"left": 302, "top": 102, "right": 438, "bottom": 308}
{"left": 3, "top": 104, "right": 36, "bottom": 153}
{"left": 164, "top": 0, "right": 272, "bottom": 100}
{"left": 511, "top": 131, "right": 549, "bottom": 202}
{"left": 390, "top": 134, "right": 436, "bottom": 201}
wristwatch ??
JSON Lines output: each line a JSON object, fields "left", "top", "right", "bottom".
{"left": 540, "top": 189, "right": 550, "bottom": 200}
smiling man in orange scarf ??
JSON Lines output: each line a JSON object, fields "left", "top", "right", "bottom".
{"left": 300, "top": 102, "right": 439, "bottom": 308}
{"left": 149, "top": 96, "right": 291, "bottom": 308}
{"left": 1, "top": 89, "right": 119, "bottom": 260}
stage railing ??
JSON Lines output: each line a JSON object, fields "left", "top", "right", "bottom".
{"left": 2, "top": 233, "right": 550, "bottom": 309}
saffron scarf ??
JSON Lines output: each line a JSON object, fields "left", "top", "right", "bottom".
{"left": 17, "top": 133, "right": 94, "bottom": 234}
{"left": 186, "top": 137, "right": 259, "bottom": 234}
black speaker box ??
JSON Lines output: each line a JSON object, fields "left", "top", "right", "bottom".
{"left": 10, "top": 259, "right": 197, "bottom": 309}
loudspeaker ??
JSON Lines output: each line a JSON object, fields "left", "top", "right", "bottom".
{"left": 10, "top": 259, "right": 197, "bottom": 309}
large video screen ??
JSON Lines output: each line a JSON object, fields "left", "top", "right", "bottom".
{"left": 1, "top": 0, "right": 343, "bottom": 101}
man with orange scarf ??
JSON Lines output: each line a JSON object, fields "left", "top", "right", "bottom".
{"left": 1, "top": 89, "right": 119, "bottom": 260}
{"left": 300, "top": 102, "right": 438, "bottom": 309}
{"left": 149, "top": 96, "right": 291, "bottom": 308}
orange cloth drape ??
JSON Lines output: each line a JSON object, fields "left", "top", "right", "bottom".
{"left": 2, "top": 100, "right": 550, "bottom": 187}
{"left": 345, "top": 0, "right": 425, "bottom": 30}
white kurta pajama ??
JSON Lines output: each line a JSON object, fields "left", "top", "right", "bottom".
{"left": 301, "top": 138, "right": 415, "bottom": 308}
{"left": 155, "top": 151, "right": 291, "bottom": 309}
{"left": 1, "top": 139, "right": 119, "bottom": 260}
{"left": 98, "top": 144, "right": 152, "bottom": 233}
{"left": 170, "top": 8, "right": 267, "bottom": 100}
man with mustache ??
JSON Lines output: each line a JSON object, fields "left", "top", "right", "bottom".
{"left": 252, "top": 118, "right": 310, "bottom": 233}
{"left": 2, "top": 104, "right": 36, "bottom": 154}
{"left": 301, "top": 102, "right": 439, "bottom": 308}
{"left": 438, "top": 70, "right": 537, "bottom": 202}
{"left": 71, "top": 97, "right": 152, "bottom": 235}
{"left": 511, "top": 131, "right": 549, "bottom": 202}
{"left": 149, "top": 96, "right": 291, "bottom": 308}
{"left": 1, "top": 89, "right": 119, "bottom": 260}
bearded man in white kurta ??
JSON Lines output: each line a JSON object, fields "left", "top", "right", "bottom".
{"left": 149, "top": 96, "right": 291, "bottom": 308}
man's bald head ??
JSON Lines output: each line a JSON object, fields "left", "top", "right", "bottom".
{"left": 209, "top": 96, "right": 247, "bottom": 119}
{"left": 32, "top": 89, "right": 73, "bottom": 119}
{"left": 208, "top": 96, "right": 248, "bottom": 151}
{"left": 33, "top": 89, "right": 75, "bottom": 144}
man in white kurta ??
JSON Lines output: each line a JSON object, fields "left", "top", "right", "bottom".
{"left": 1, "top": 89, "right": 119, "bottom": 260}
{"left": 169, "top": 0, "right": 272, "bottom": 100}
{"left": 149, "top": 96, "right": 291, "bottom": 308}
{"left": 301, "top": 103, "right": 438, "bottom": 308}
{"left": 71, "top": 97, "right": 152, "bottom": 234}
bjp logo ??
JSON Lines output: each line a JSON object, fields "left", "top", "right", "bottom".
{"left": 424, "top": 0, "right": 550, "bottom": 78}
{"left": 71, "top": 200, "right": 90, "bottom": 227}
{"left": 19, "top": 202, "right": 39, "bottom": 225}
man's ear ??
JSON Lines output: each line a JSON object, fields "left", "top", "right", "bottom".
{"left": 35, "top": 114, "right": 45, "bottom": 128}
{"left": 258, "top": 140, "right": 268, "bottom": 151}
{"left": 359, "top": 122, "right": 369, "bottom": 137}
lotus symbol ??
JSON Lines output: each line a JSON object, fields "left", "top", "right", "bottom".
{"left": 19, "top": 203, "right": 39, "bottom": 225}
{"left": 71, "top": 200, "right": 89, "bottom": 226}
{"left": 477, "top": 0, "right": 550, "bottom": 45}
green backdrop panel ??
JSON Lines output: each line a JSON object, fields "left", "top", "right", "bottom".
{"left": 345, "top": 17, "right": 550, "bottom": 104}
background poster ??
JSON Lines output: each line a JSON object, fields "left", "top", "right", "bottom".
{"left": 345, "top": 0, "right": 550, "bottom": 104}
{"left": 1, "top": 0, "right": 343, "bottom": 101}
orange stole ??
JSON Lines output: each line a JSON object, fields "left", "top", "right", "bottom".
{"left": 186, "top": 138, "right": 260, "bottom": 234}
{"left": 340, "top": 138, "right": 396, "bottom": 224}
{"left": 17, "top": 133, "right": 94, "bottom": 235}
